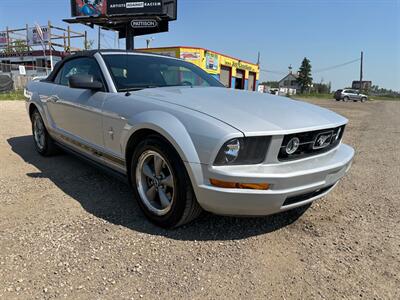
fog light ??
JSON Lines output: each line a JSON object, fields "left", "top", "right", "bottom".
{"left": 210, "top": 179, "right": 270, "bottom": 190}
{"left": 286, "top": 137, "right": 300, "bottom": 155}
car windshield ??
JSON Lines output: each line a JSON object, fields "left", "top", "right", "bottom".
{"left": 102, "top": 54, "right": 224, "bottom": 92}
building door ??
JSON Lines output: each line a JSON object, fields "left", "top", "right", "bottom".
{"left": 248, "top": 72, "right": 256, "bottom": 91}
{"left": 220, "top": 65, "right": 231, "bottom": 88}
{"left": 235, "top": 69, "right": 245, "bottom": 90}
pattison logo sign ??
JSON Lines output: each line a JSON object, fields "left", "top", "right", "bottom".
{"left": 131, "top": 19, "right": 158, "bottom": 28}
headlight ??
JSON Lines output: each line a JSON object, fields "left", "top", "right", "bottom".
{"left": 285, "top": 137, "right": 300, "bottom": 155}
{"left": 214, "top": 137, "right": 269, "bottom": 166}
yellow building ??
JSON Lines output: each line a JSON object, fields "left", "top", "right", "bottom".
{"left": 138, "top": 46, "right": 260, "bottom": 91}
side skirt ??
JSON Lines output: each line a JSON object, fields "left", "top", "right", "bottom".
{"left": 55, "top": 142, "right": 130, "bottom": 185}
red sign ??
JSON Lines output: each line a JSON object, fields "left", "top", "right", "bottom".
{"left": 0, "top": 32, "right": 9, "bottom": 47}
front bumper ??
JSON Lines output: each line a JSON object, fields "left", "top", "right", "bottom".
{"left": 187, "top": 143, "right": 354, "bottom": 216}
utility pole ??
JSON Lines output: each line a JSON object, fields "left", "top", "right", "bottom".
{"left": 257, "top": 51, "right": 260, "bottom": 65}
{"left": 359, "top": 51, "right": 363, "bottom": 92}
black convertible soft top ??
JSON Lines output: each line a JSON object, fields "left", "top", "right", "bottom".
{"left": 44, "top": 49, "right": 140, "bottom": 82}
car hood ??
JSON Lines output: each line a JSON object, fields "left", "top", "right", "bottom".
{"left": 136, "top": 87, "right": 347, "bottom": 135}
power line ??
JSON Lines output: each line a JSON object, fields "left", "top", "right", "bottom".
{"left": 313, "top": 58, "right": 360, "bottom": 73}
{"left": 260, "top": 57, "right": 361, "bottom": 78}
{"left": 259, "top": 69, "right": 286, "bottom": 75}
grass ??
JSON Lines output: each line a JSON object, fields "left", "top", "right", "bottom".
{"left": 368, "top": 95, "right": 400, "bottom": 101}
{"left": 0, "top": 90, "right": 25, "bottom": 101}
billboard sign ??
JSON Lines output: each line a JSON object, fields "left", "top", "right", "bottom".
{"left": 71, "top": 0, "right": 108, "bottom": 17}
{"left": 27, "top": 26, "right": 50, "bottom": 46}
{"left": 108, "top": 1, "right": 163, "bottom": 15}
{"left": 0, "top": 32, "right": 9, "bottom": 47}
{"left": 71, "top": 0, "right": 166, "bottom": 16}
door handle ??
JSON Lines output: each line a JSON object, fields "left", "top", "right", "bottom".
{"left": 48, "top": 95, "right": 60, "bottom": 103}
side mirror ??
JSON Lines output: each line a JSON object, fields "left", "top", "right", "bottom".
{"left": 69, "top": 74, "right": 103, "bottom": 91}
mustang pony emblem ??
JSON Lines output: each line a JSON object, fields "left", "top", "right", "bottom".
{"left": 313, "top": 132, "right": 333, "bottom": 149}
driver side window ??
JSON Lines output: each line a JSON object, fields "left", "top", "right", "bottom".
{"left": 56, "top": 57, "right": 104, "bottom": 87}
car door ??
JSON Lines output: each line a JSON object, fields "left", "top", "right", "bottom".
{"left": 349, "top": 90, "right": 358, "bottom": 100}
{"left": 47, "top": 57, "right": 107, "bottom": 152}
{"left": 354, "top": 90, "right": 362, "bottom": 101}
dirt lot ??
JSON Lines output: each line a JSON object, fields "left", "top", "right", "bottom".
{"left": 0, "top": 99, "right": 399, "bottom": 299}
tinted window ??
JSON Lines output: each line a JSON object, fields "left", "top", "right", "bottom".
{"left": 102, "top": 54, "right": 224, "bottom": 92}
{"left": 58, "top": 57, "right": 103, "bottom": 87}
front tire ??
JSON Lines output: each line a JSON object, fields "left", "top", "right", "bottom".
{"left": 343, "top": 96, "right": 349, "bottom": 102}
{"left": 361, "top": 97, "right": 367, "bottom": 102}
{"left": 31, "top": 109, "right": 57, "bottom": 156}
{"left": 130, "top": 136, "right": 202, "bottom": 228}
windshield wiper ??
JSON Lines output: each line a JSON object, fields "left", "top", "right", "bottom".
{"left": 120, "top": 85, "right": 160, "bottom": 92}
{"left": 165, "top": 83, "right": 193, "bottom": 88}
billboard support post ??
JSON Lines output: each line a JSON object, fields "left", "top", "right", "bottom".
{"left": 126, "top": 26, "right": 134, "bottom": 50}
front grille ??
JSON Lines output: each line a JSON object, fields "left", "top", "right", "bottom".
{"left": 282, "top": 184, "right": 335, "bottom": 206}
{"left": 278, "top": 125, "right": 345, "bottom": 161}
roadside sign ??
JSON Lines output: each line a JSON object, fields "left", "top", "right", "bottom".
{"left": 35, "top": 24, "right": 44, "bottom": 43}
{"left": 131, "top": 19, "right": 158, "bottom": 29}
{"left": 27, "top": 26, "right": 49, "bottom": 46}
{"left": 19, "top": 65, "right": 26, "bottom": 75}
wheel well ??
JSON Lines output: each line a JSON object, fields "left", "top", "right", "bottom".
{"left": 29, "top": 103, "right": 38, "bottom": 119}
{"left": 125, "top": 129, "right": 179, "bottom": 182}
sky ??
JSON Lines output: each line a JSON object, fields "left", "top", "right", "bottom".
{"left": 0, "top": 0, "right": 399, "bottom": 91}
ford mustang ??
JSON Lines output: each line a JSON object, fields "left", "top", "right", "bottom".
{"left": 26, "top": 50, "right": 354, "bottom": 228}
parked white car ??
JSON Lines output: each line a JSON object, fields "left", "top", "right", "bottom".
{"left": 26, "top": 50, "right": 354, "bottom": 228}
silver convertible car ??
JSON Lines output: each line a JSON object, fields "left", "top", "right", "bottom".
{"left": 26, "top": 50, "right": 354, "bottom": 228}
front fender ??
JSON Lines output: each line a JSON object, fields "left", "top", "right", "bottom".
{"left": 122, "top": 110, "right": 201, "bottom": 165}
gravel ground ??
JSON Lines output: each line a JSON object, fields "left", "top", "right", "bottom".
{"left": 0, "top": 99, "right": 399, "bottom": 299}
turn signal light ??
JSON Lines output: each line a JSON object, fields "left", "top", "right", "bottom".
{"left": 210, "top": 179, "right": 270, "bottom": 190}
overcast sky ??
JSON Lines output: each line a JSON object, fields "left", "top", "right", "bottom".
{"left": 0, "top": 0, "right": 399, "bottom": 90}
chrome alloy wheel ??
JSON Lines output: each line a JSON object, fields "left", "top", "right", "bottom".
{"left": 33, "top": 114, "right": 45, "bottom": 150}
{"left": 135, "top": 150, "right": 175, "bottom": 216}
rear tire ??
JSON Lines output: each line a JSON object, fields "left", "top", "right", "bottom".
{"left": 343, "top": 96, "right": 349, "bottom": 102}
{"left": 31, "top": 109, "right": 58, "bottom": 156}
{"left": 130, "top": 135, "right": 202, "bottom": 228}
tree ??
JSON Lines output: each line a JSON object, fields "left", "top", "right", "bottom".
{"left": 297, "top": 57, "right": 313, "bottom": 93}
{"left": 1, "top": 40, "right": 29, "bottom": 54}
